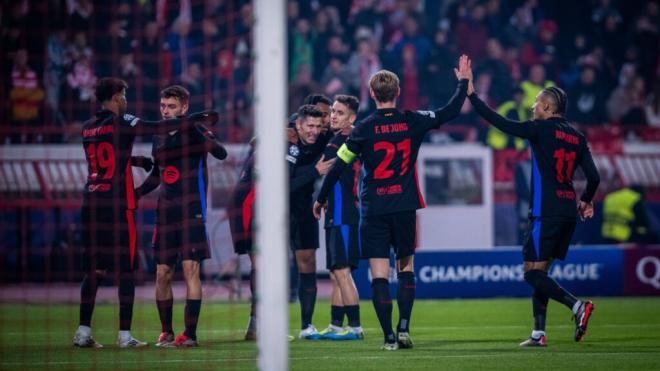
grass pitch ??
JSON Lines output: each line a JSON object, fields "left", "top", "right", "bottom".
{"left": 1, "top": 297, "right": 659, "bottom": 370}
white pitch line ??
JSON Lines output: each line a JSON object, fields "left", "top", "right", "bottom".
{"left": 2, "top": 352, "right": 660, "bottom": 367}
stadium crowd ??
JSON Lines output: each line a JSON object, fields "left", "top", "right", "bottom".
{"left": 1, "top": 0, "right": 659, "bottom": 145}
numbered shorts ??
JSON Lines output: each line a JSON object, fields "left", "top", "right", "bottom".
{"left": 360, "top": 210, "right": 416, "bottom": 260}
{"left": 325, "top": 225, "right": 360, "bottom": 270}
{"left": 81, "top": 206, "right": 138, "bottom": 273}
{"left": 523, "top": 218, "right": 576, "bottom": 262}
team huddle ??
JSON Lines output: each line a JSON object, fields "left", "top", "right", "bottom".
{"left": 73, "top": 55, "right": 600, "bottom": 351}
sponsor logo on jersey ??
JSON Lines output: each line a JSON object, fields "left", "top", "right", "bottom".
{"left": 416, "top": 110, "right": 436, "bottom": 118}
{"left": 163, "top": 166, "right": 180, "bottom": 184}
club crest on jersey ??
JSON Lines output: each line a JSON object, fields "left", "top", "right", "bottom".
{"left": 289, "top": 145, "right": 300, "bottom": 157}
{"left": 163, "top": 166, "right": 180, "bottom": 184}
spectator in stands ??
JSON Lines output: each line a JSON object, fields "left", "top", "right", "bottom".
{"left": 422, "top": 29, "right": 456, "bottom": 108}
{"left": 45, "top": 29, "right": 70, "bottom": 136}
{"left": 312, "top": 9, "right": 334, "bottom": 81}
{"left": 9, "top": 49, "right": 45, "bottom": 144}
{"left": 602, "top": 185, "right": 658, "bottom": 244}
{"left": 520, "top": 64, "right": 554, "bottom": 111}
{"left": 631, "top": 13, "right": 659, "bottom": 85}
{"left": 486, "top": 87, "right": 529, "bottom": 151}
{"left": 607, "top": 66, "right": 647, "bottom": 125}
{"left": 66, "top": 55, "right": 96, "bottom": 124}
{"left": 644, "top": 78, "right": 660, "bottom": 127}
{"left": 454, "top": 3, "right": 490, "bottom": 63}
{"left": 567, "top": 65, "right": 608, "bottom": 125}
{"left": 182, "top": 63, "right": 205, "bottom": 112}
{"left": 349, "top": 0, "right": 383, "bottom": 41}
{"left": 320, "top": 57, "right": 350, "bottom": 97}
{"left": 520, "top": 19, "right": 558, "bottom": 78}
{"left": 346, "top": 36, "right": 381, "bottom": 113}
{"left": 289, "top": 18, "right": 315, "bottom": 83}
{"left": 288, "top": 64, "right": 321, "bottom": 115}
{"left": 476, "top": 38, "right": 514, "bottom": 104}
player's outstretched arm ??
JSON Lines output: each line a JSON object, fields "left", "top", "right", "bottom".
{"left": 133, "top": 111, "right": 220, "bottom": 136}
{"left": 196, "top": 123, "right": 228, "bottom": 160}
{"left": 468, "top": 91, "right": 536, "bottom": 139}
{"left": 428, "top": 55, "right": 470, "bottom": 127}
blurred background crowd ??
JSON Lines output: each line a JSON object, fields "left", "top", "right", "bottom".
{"left": 1, "top": 0, "right": 659, "bottom": 145}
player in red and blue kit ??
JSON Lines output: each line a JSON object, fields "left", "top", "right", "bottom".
{"left": 73, "top": 78, "right": 217, "bottom": 349}
{"left": 314, "top": 56, "right": 472, "bottom": 350}
{"left": 134, "top": 85, "right": 226, "bottom": 348}
{"left": 468, "top": 73, "right": 600, "bottom": 347}
{"left": 317, "top": 95, "right": 364, "bottom": 341}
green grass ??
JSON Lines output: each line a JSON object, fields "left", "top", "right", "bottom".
{"left": 1, "top": 298, "right": 660, "bottom": 370}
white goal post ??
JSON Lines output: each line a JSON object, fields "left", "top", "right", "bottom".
{"left": 254, "top": 0, "right": 289, "bottom": 370}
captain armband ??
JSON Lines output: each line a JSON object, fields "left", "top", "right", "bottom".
{"left": 336, "top": 144, "right": 357, "bottom": 164}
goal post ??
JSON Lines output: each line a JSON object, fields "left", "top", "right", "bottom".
{"left": 254, "top": 0, "right": 289, "bottom": 370}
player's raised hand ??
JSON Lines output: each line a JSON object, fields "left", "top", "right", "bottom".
{"left": 188, "top": 110, "right": 220, "bottom": 126}
{"left": 577, "top": 200, "right": 594, "bottom": 221}
{"left": 315, "top": 155, "right": 335, "bottom": 176}
{"left": 312, "top": 200, "right": 327, "bottom": 220}
{"left": 453, "top": 54, "right": 472, "bottom": 81}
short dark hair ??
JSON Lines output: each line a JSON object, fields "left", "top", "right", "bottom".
{"left": 95, "top": 77, "right": 128, "bottom": 102}
{"left": 297, "top": 104, "right": 324, "bottom": 121}
{"left": 303, "top": 94, "right": 332, "bottom": 106}
{"left": 369, "top": 70, "right": 399, "bottom": 103}
{"left": 334, "top": 94, "right": 360, "bottom": 114}
{"left": 160, "top": 85, "right": 190, "bottom": 104}
{"left": 542, "top": 86, "right": 568, "bottom": 115}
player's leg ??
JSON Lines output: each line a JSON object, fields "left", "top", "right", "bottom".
{"left": 319, "top": 226, "right": 345, "bottom": 338}
{"left": 522, "top": 220, "right": 593, "bottom": 342}
{"left": 75, "top": 205, "right": 106, "bottom": 348}
{"left": 362, "top": 214, "right": 396, "bottom": 349}
{"left": 392, "top": 210, "right": 417, "bottom": 349}
{"left": 319, "top": 271, "right": 345, "bottom": 338}
{"left": 244, "top": 253, "right": 257, "bottom": 340}
{"left": 395, "top": 255, "right": 415, "bottom": 349}
{"left": 295, "top": 248, "right": 319, "bottom": 338}
{"left": 116, "top": 210, "right": 147, "bottom": 348}
{"left": 332, "top": 267, "right": 363, "bottom": 340}
{"left": 153, "top": 216, "right": 177, "bottom": 347}
{"left": 294, "top": 214, "right": 321, "bottom": 339}
{"left": 75, "top": 269, "right": 106, "bottom": 348}
{"left": 155, "top": 263, "right": 175, "bottom": 346}
{"left": 329, "top": 225, "right": 362, "bottom": 340}
{"left": 175, "top": 259, "right": 202, "bottom": 347}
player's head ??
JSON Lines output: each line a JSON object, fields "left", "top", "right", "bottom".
{"left": 331, "top": 95, "right": 359, "bottom": 132}
{"left": 160, "top": 85, "right": 190, "bottom": 119}
{"left": 295, "top": 104, "right": 324, "bottom": 145}
{"left": 95, "top": 77, "right": 128, "bottom": 115}
{"left": 369, "top": 70, "right": 400, "bottom": 104}
{"left": 304, "top": 94, "right": 332, "bottom": 127}
{"left": 532, "top": 86, "right": 567, "bottom": 120}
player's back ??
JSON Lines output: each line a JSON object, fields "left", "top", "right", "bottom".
{"left": 528, "top": 118, "right": 589, "bottom": 219}
{"left": 82, "top": 110, "right": 138, "bottom": 210}
{"left": 353, "top": 108, "right": 436, "bottom": 216}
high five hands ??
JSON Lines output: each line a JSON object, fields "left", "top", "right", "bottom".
{"left": 453, "top": 54, "right": 475, "bottom": 96}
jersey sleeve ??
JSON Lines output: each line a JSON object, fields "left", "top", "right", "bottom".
{"left": 196, "top": 124, "right": 227, "bottom": 160}
{"left": 469, "top": 94, "right": 540, "bottom": 140}
{"left": 336, "top": 121, "right": 367, "bottom": 165}
{"left": 414, "top": 79, "right": 468, "bottom": 131}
